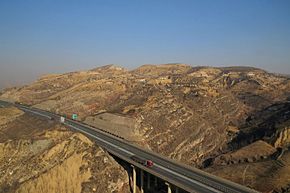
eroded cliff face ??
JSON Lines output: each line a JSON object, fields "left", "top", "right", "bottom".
{"left": 1, "top": 65, "right": 290, "bottom": 163}
{"left": 1, "top": 64, "right": 290, "bottom": 192}
{"left": 205, "top": 151, "right": 290, "bottom": 193}
{"left": 0, "top": 107, "right": 129, "bottom": 193}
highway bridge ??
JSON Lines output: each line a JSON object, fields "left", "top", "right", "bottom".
{"left": 0, "top": 100, "right": 258, "bottom": 193}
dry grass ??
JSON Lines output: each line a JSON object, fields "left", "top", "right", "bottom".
{"left": 206, "top": 152, "right": 290, "bottom": 192}
{"left": 0, "top": 107, "right": 23, "bottom": 127}
{"left": 15, "top": 153, "right": 91, "bottom": 193}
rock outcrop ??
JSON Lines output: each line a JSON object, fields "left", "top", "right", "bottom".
{"left": 274, "top": 127, "right": 290, "bottom": 148}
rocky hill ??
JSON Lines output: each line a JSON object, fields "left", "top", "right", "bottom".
{"left": 1, "top": 64, "right": 290, "bottom": 192}
{"left": 0, "top": 107, "right": 129, "bottom": 193}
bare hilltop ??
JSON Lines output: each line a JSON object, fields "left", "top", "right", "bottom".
{"left": 1, "top": 64, "right": 290, "bottom": 193}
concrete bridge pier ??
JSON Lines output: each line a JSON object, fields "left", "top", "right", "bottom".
{"left": 154, "top": 176, "right": 158, "bottom": 187}
{"left": 165, "top": 182, "right": 172, "bottom": 193}
{"left": 140, "top": 169, "right": 144, "bottom": 193}
{"left": 131, "top": 165, "right": 136, "bottom": 193}
{"left": 176, "top": 186, "right": 179, "bottom": 193}
{"left": 147, "top": 173, "right": 151, "bottom": 189}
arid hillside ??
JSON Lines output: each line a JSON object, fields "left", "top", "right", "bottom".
{"left": 0, "top": 107, "right": 129, "bottom": 193}
{"left": 1, "top": 64, "right": 290, "bottom": 192}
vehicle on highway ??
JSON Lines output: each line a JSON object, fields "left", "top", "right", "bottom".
{"left": 131, "top": 155, "right": 154, "bottom": 167}
{"left": 60, "top": 116, "right": 65, "bottom": 123}
{"left": 14, "top": 101, "right": 29, "bottom": 107}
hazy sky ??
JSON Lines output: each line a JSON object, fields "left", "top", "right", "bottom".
{"left": 0, "top": 0, "right": 290, "bottom": 89}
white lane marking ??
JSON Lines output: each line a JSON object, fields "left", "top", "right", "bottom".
{"left": 67, "top": 123, "right": 223, "bottom": 193}
{"left": 154, "top": 164, "right": 223, "bottom": 193}
{"left": 14, "top": 107, "right": 242, "bottom": 193}
{"left": 21, "top": 108, "right": 52, "bottom": 119}
{"left": 14, "top": 107, "right": 229, "bottom": 192}
{"left": 66, "top": 123, "right": 134, "bottom": 155}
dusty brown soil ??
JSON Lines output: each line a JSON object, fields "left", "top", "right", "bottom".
{"left": 212, "top": 140, "right": 277, "bottom": 166}
{"left": 0, "top": 108, "right": 129, "bottom": 193}
{"left": 0, "top": 107, "right": 24, "bottom": 128}
{"left": 1, "top": 64, "right": 290, "bottom": 192}
{"left": 0, "top": 113, "right": 56, "bottom": 143}
{"left": 84, "top": 112, "right": 142, "bottom": 141}
{"left": 205, "top": 151, "right": 290, "bottom": 193}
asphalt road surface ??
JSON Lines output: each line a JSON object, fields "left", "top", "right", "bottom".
{"left": 0, "top": 100, "right": 259, "bottom": 193}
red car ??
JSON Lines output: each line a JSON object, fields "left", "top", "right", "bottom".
{"left": 131, "top": 155, "right": 154, "bottom": 167}
{"left": 146, "top": 160, "right": 154, "bottom": 167}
